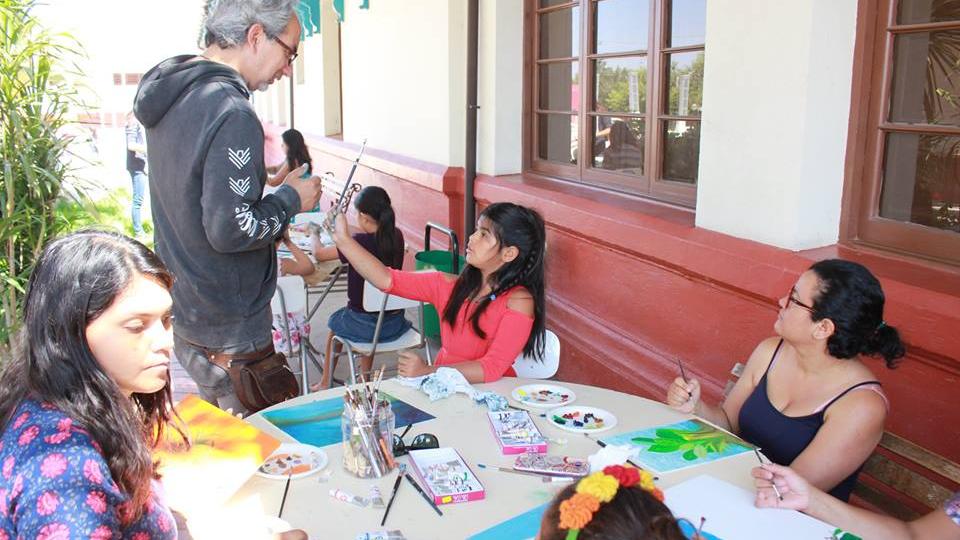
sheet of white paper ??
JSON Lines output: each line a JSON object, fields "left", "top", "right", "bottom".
{"left": 664, "top": 475, "right": 838, "bottom": 540}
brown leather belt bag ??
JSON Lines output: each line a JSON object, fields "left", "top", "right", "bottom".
{"left": 206, "top": 345, "right": 299, "bottom": 413}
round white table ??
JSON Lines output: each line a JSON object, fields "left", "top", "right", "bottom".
{"left": 233, "top": 377, "right": 760, "bottom": 539}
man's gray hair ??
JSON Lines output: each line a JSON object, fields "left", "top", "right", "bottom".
{"left": 200, "top": 0, "right": 299, "bottom": 48}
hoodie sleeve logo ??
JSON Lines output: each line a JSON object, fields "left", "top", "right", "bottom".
{"left": 227, "top": 147, "right": 251, "bottom": 170}
{"left": 228, "top": 176, "right": 251, "bottom": 197}
{"left": 235, "top": 203, "right": 258, "bottom": 238}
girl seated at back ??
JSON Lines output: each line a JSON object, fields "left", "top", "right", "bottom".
{"left": 330, "top": 201, "right": 547, "bottom": 383}
{"left": 270, "top": 232, "right": 315, "bottom": 356}
{"left": 313, "top": 186, "right": 411, "bottom": 388}
{"left": 266, "top": 128, "right": 312, "bottom": 187}
{"left": 537, "top": 465, "right": 691, "bottom": 540}
{"left": 666, "top": 259, "right": 905, "bottom": 501}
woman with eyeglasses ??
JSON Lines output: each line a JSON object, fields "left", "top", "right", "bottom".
{"left": 666, "top": 259, "right": 905, "bottom": 501}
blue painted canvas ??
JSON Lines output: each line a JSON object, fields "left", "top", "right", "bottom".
{"left": 262, "top": 393, "right": 434, "bottom": 448}
{"left": 600, "top": 419, "right": 752, "bottom": 474}
{"left": 468, "top": 503, "right": 548, "bottom": 540}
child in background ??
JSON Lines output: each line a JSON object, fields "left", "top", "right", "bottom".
{"left": 313, "top": 186, "right": 410, "bottom": 389}
{"left": 329, "top": 201, "right": 547, "bottom": 384}
{"left": 537, "top": 465, "right": 691, "bottom": 540}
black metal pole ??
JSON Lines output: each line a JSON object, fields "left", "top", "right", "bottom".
{"left": 464, "top": 0, "right": 479, "bottom": 243}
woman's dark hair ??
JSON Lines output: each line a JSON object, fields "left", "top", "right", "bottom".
{"left": 0, "top": 230, "right": 184, "bottom": 521}
{"left": 442, "top": 202, "right": 547, "bottom": 359}
{"left": 808, "top": 259, "right": 905, "bottom": 368}
{"left": 539, "top": 483, "right": 687, "bottom": 540}
{"left": 353, "top": 186, "right": 403, "bottom": 269}
{"left": 282, "top": 128, "right": 312, "bottom": 175}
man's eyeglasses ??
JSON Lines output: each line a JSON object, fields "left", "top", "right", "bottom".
{"left": 786, "top": 289, "right": 815, "bottom": 313}
{"left": 272, "top": 36, "right": 298, "bottom": 66}
{"left": 392, "top": 432, "right": 439, "bottom": 456}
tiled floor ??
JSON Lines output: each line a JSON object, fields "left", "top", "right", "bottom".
{"left": 170, "top": 285, "right": 428, "bottom": 404}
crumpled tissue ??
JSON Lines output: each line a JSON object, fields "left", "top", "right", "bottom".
{"left": 397, "top": 368, "right": 509, "bottom": 411}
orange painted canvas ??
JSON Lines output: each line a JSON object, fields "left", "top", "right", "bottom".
{"left": 154, "top": 395, "right": 281, "bottom": 513}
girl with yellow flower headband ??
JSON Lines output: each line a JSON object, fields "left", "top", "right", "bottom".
{"left": 536, "top": 465, "right": 691, "bottom": 540}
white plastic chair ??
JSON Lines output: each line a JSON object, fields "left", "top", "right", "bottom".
{"left": 512, "top": 329, "right": 561, "bottom": 379}
{"left": 271, "top": 275, "right": 318, "bottom": 395}
{"left": 325, "top": 281, "right": 427, "bottom": 386}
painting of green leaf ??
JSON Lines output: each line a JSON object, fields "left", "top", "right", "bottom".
{"left": 600, "top": 419, "right": 753, "bottom": 474}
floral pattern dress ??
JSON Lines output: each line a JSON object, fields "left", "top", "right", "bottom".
{"left": 0, "top": 398, "right": 176, "bottom": 539}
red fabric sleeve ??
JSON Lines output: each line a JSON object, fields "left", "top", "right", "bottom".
{"left": 385, "top": 268, "right": 448, "bottom": 308}
{"left": 477, "top": 309, "right": 534, "bottom": 382}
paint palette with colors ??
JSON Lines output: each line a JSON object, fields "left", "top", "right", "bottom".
{"left": 511, "top": 384, "right": 576, "bottom": 408}
{"left": 257, "top": 442, "right": 328, "bottom": 480}
{"left": 548, "top": 406, "right": 617, "bottom": 434}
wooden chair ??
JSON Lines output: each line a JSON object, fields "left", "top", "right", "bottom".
{"left": 852, "top": 432, "right": 960, "bottom": 520}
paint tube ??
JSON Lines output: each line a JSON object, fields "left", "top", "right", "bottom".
{"left": 367, "top": 485, "right": 385, "bottom": 508}
{"left": 330, "top": 488, "right": 369, "bottom": 507}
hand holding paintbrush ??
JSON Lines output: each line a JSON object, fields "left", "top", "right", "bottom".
{"left": 665, "top": 358, "right": 701, "bottom": 414}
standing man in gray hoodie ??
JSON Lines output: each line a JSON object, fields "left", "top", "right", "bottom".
{"left": 133, "top": 0, "right": 321, "bottom": 413}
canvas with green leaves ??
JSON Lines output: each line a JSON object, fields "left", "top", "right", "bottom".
{"left": 600, "top": 419, "right": 753, "bottom": 474}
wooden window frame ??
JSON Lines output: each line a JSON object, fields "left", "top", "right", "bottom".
{"left": 525, "top": 0, "right": 702, "bottom": 207}
{"left": 842, "top": 0, "right": 960, "bottom": 265}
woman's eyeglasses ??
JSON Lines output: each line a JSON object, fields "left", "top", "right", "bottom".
{"left": 392, "top": 432, "right": 439, "bottom": 456}
{"left": 786, "top": 289, "right": 815, "bottom": 313}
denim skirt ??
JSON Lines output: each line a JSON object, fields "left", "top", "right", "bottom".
{"left": 327, "top": 307, "right": 411, "bottom": 343}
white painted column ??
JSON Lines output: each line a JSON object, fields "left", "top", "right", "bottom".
{"left": 695, "top": 0, "right": 858, "bottom": 251}
{"left": 477, "top": 0, "right": 524, "bottom": 176}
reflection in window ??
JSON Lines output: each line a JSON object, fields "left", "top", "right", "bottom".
{"left": 666, "top": 52, "right": 704, "bottom": 116}
{"left": 662, "top": 121, "right": 701, "bottom": 183}
{"left": 539, "top": 62, "right": 580, "bottom": 111}
{"left": 897, "top": 0, "right": 960, "bottom": 25}
{"left": 593, "top": 117, "right": 645, "bottom": 175}
{"left": 594, "top": 0, "right": 650, "bottom": 54}
{"left": 668, "top": 0, "right": 707, "bottom": 47}
{"left": 595, "top": 57, "right": 647, "bottom": 114}
{"left": 881, "top": 132, "right": 960, "bottom": 233}
{"left": 890, "top": 31, "right": 960, "bottom": 126}
{"left": 538, "top": 114, "right": 580, "bottom": 165}
{"left": 539, "top": 7, "right": 581, "bottom": 59}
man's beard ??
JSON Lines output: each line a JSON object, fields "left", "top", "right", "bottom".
{"left": 257, "top": 82, "right": 270, "bottom": 92}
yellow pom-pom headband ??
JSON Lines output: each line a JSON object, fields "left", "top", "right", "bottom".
{"left": 558, "top": 465, "right": 663, "bottom": 540}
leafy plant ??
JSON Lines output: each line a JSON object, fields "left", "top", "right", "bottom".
{"left": 0, "top": 0, "right": 87, "bottom": 350}
{"left": 632, "top": 421, "right": 747, "bottom": 461}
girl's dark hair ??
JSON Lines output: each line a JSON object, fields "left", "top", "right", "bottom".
{"left": 808, "top": 259, "right": 905, "bottom": 368}
{"left": 539, "top": 483, "right": 687, "bottom": 540}
{"left": 282, "top": 128, "right": 312, "bottom": 175}
{"left": 442, "top": 202, "right": 547, "bottom": 359}
{"left": 0, "top": 230, "right": 183, "bottom": 521}
{"left": 353, "top": 186, "right": 403, "bottom": 269}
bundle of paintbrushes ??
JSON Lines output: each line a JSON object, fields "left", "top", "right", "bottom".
{"left": 341, "top": 367, "right": 397, "bottom": 478}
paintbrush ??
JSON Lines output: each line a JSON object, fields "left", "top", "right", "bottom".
{"left": 380, "top": 464, "right": 406, "bottom": 526}
{"left": 277, "top": 472, "right": 292, "bottom": 518}
{"left": 753, "top": 448, "right": 783, "bottom": 501}
{"left": 405, "top": 473, "right": 443, "bottom": 516}
{"left": 677, "top": 357, "right": 692, "bottom": 397}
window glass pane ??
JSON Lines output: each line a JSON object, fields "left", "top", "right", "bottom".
{"left": 668, "top": 0, "right": 706, "bottom": 47}
{"left": 539, "top": 6, "right": 581, "bottom": 59}
{"left": 897, "top": 0, "right": 960, "bottom": 25}
{"left": 890, "top": 31, "right": 960, "bottom": 126}
{"left": 537, "top": 113, "right": 580, "bottom": 165}
{"left": 661, "top": 120, "right": 700, "bottom": 183}
{"left": 541, "top": 0, "right": 574, "bottom": 7}
{"left": 592, "top": 117, "right": 645, "bottom": 174}
{"left": 665, "top": 51, "right": 704, "bottom": 116}
{"left": 594, "top": 0, "right": 649, "bottom": 54}
{"left": 595, "top": 57, "right": 646, "bottom": 114}
{"left": 539, "top": 62, "right": 579, "bottom": 111}
{"left": 880, "top": 132, "right": 960, "bottom": 233}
